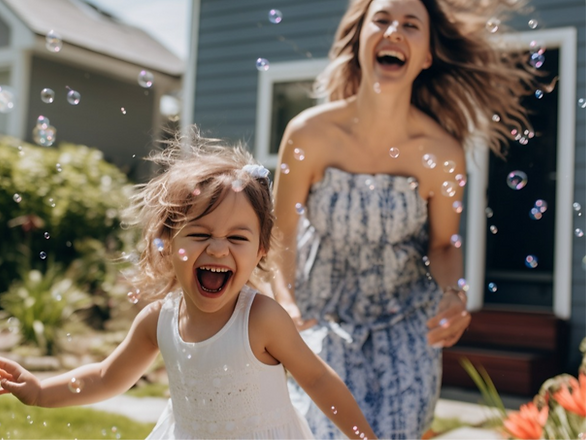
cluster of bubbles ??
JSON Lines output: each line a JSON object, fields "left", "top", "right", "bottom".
{"left": 32, "top": 115, "right": 57, "bottom": 147}
{"left": 529, "top": 199, "right": 547, "bottom": 220}
{"left": 255, "top": 9, "right": 284, "bottom": 71}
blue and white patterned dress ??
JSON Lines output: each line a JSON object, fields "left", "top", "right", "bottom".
{"left": 289, "top": 167, "right": 443, "bottom": 439}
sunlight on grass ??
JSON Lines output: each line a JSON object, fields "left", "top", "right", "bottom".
{"left": 0, "top": 394, "right": 155, "bottom": 439}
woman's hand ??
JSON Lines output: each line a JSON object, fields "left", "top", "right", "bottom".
{"left": 426, "top": 290, "right": 470, "bottom": 348}
{"left": 0, "top": 357, "right": 42, "bottom": 406}
{"left": 280, "top": 300, "right": 318, "bottom": 331}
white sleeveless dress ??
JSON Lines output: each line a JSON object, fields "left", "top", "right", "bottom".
{"left": 146, "top": 285, "right": 315, "bottom": 439}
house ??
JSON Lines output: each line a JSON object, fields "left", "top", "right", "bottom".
{"left": 185, "top": 0, "right": 585, "bottom": 396}
{"left": 0, "top": 0, "right": 184, "bottom": 181}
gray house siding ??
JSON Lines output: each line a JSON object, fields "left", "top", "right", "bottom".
{"left": 193, "top": 0, "right": 346, "bottom": 141}
{"left": 191, "top": 0, "right": 585, "bottom": 370}
{"left": 28, "top": 56, "right": 156, "bottom": 181}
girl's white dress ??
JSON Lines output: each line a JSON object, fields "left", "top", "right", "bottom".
{"left": 146, "top": 285, "right": 315, "bottom": 439}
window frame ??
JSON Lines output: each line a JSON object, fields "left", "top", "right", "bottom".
{"left": 254, "top": 58, "right": 328, "bottom": 168}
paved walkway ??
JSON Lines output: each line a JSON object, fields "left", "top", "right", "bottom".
{"left": 85, "top": 395, "right": 504, "bottom": 439}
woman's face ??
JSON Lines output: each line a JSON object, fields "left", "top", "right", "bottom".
{"left": 357, "top": 0, "right": 432, "bottom": 92}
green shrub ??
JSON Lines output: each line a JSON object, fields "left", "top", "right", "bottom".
{"left": 0, "top": 136, "right": 135, "bottom": 296}
{"left": 0, "top": 262, "right": 94, "bottom": 355}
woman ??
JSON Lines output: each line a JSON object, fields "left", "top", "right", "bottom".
{"left": 270, "top": 0, "right": 537, "bottom": 438}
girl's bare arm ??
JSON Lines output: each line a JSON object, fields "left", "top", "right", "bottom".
{"left": 0, "top": 301, "right": 161, "bottom": 407}
{"left": 250, "top": 295, "right": 378, "bottom": 439}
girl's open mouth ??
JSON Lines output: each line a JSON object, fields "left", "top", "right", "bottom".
{"left": 196, "top": 266, "right": 233, "bottom": 294}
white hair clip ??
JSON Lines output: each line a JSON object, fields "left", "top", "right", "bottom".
{"left": 242, "top": 164, "right": 270, "bottom": 179}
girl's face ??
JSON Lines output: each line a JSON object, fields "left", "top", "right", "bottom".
{"left": 358, "top": 0, "right": 432, "bottom": 91}
{"left": 171, "top": 190, "right": 265, "bottom": 316}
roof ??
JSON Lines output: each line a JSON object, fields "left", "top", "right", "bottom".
{"left": 2, "top": 0, "right": 184, "bottom": 76}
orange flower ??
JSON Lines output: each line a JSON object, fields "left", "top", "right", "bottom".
{"left": 553, "top": 372, "right": 586, "bottom": 417}
{"left": 503, "top": 402, "right": 548, "bottom": 439}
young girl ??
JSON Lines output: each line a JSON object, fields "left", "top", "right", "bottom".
{"left": 0, "top": 128, "right": 377, "bottom": 440}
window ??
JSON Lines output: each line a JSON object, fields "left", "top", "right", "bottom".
{"left": 254, "top": 58, "right": 328, "bottom": 168}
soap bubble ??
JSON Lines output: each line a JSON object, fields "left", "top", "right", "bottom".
{"left": 45, "top": 30, "right": 63, "bottom": 52}
{"left": 422, "top": 153, "right": 437, "bottom": 169}
{"left": 256, "top": 58, "right": 270, "bottom": 71}
{"left": 68, "top": 377, "right": 84, "bottom": 394}
{"left": 529, "top": 52, "right": 545, "bottom": 69}
{"left": 177, "top": 248, "right": 188, "bottom": 262}
{"left": 153, "top": 238, "right": 164, "bottom": 252}
{"left": 127, "top": 289, "right": 140, "bottom": 304}
{"left": 450, "top": 234, "right": 462, "bottom": 248}
{"left": 67, "top": 89, "right": 81, "bottom": 105}
{"left": 388, "top": 147, "right": 400, "bottom": 159}
{"left": 525, "top": 255, "right": 538, "bottom": 269}
{"left": 486, "top": 18, "right": 500, "bottom": 33}
{"left": 441, "top": 181, "right": 457, "bottom": 197}
{"left": 293, "top": 148, "right": 305, "bottom": 161}
{"left": 0, "top": 85, "right": 15, "bottom": 113}
{"left": 506, "top": 170, "right": 528, "bottom": 190}
{"left": 138, "top": 70, "right": 154, "bottom": 88}
{"left": 41, "top": 88, "right": 55, "bottom": 104}
{"left": 268, "top": 9, "right": 283, "bottom": 24}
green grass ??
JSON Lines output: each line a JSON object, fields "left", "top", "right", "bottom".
{"left": 0, "top": 394, "right": 155, "bottom": 439}
{"left": 124, "top": 382, "right": 168, "bottom": 399}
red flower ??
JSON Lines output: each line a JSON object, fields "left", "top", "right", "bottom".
{"left": 503, "top": 402, "right": 548, "bottom": 439}
{"left": 553, "top": 372, "right": 586, "bottom": 417}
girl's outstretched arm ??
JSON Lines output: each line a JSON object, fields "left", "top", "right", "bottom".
{"left": 0, "top": 301, "right": 161, "bottom": 408}
{"left": 250, "top": 295, "right": 378, "bottom": 439}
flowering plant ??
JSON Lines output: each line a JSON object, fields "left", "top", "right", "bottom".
{"left": 462, "top": 337, "right": 586, "bottom": 440}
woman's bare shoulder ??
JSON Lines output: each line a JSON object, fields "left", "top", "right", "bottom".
{"left": 287, "top": 100, "right": 351, "bottom": 139}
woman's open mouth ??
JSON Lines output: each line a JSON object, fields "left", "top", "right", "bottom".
{"left": 376, "top": 49, "right": 406, "bottom": 68}
{"left": 196, "top": 266, "right": 233, "bottom": 294}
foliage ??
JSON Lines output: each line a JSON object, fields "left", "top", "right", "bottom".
{"left": 0, "top": 394, "right": 154, "bottom": 439}
{"left": 0, "top": 136, "right": 135, "bottom": 295}
{"left": 461, "top": 338, "right": 586, "bottom": 439}
{"left": 0, "top": 262, "right": 94, "bottom": 355}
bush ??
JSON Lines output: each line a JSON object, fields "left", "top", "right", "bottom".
{"left": 0, "top": 137, "right": 135, "bottom": 295}
{"left": 0, "top": 262, "right": 94, "bottom": 355}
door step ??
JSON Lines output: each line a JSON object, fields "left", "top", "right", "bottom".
{"left": 441, "top": 309, "right": 567, "bottom": 396}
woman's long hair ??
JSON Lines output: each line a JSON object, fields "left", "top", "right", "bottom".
{"left": 315, "top": 0, "right": 541, "bottom": 155}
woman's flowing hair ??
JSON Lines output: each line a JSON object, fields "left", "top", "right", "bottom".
{"left": 315, "top": 0, "right": 542, "bottom": 155}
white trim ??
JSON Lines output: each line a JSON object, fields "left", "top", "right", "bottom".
{"left": 181, "top": 0, "right": 200, "bottom": 135}
{"left": 254, "top": 58, "right": 328, "bottom": 168}
{"left": 464, "top": 145, "right": 490, "bottom": 312}
{"left": 468, "top": 27, "right": 577, "bottom": 319}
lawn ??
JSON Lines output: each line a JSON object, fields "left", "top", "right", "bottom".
{"left": 0, "top": 394, "right": 155, "bottom": 439}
